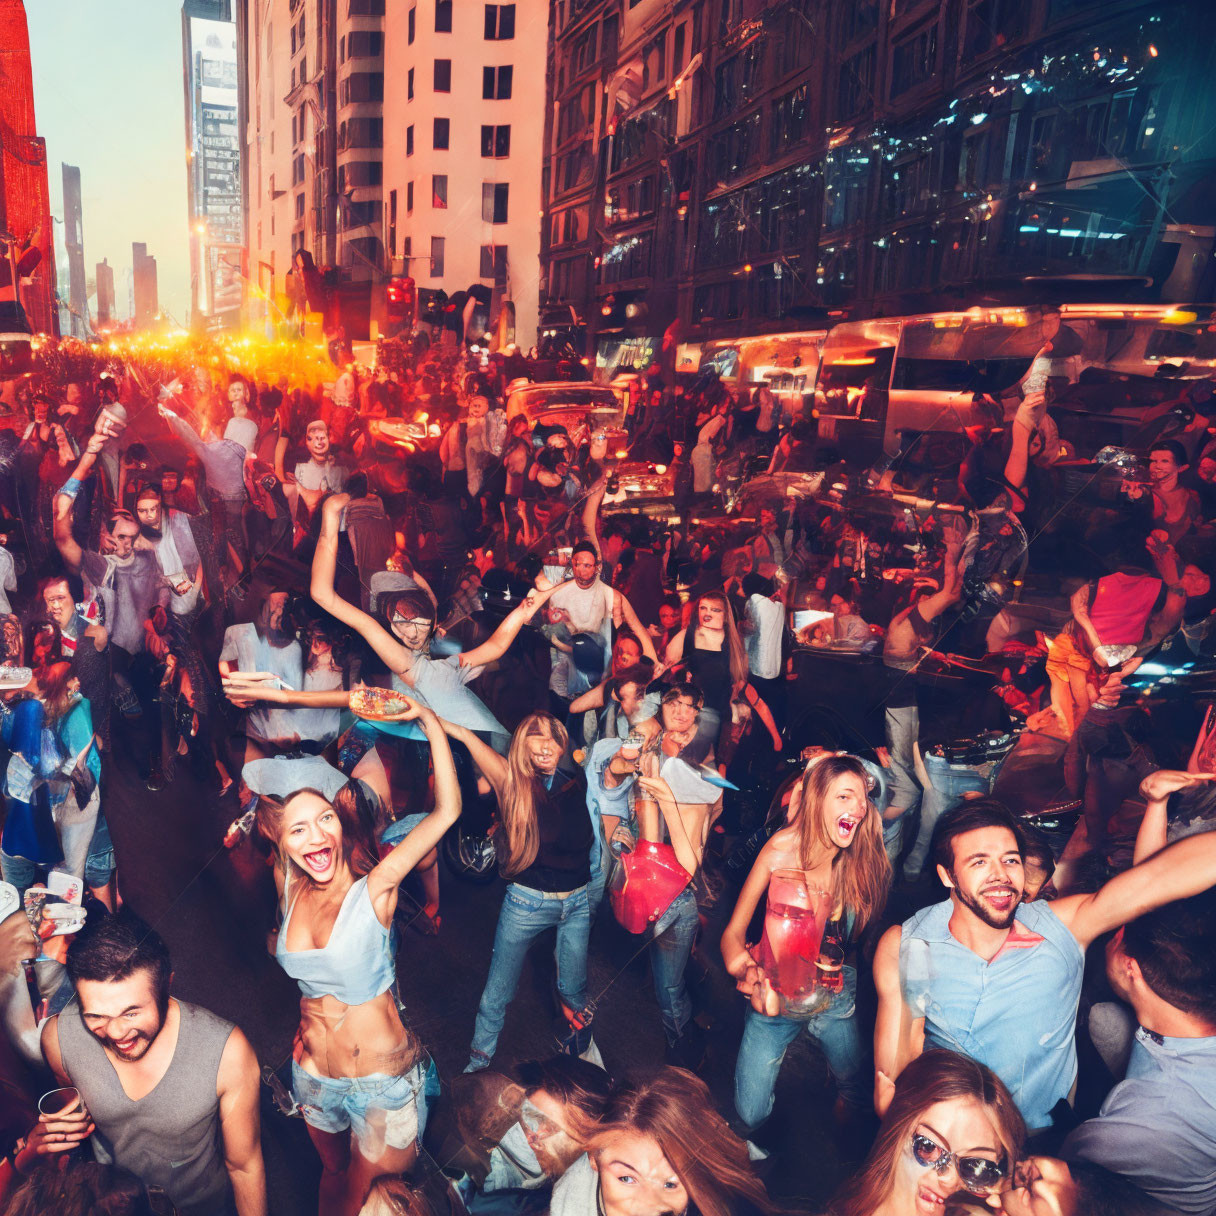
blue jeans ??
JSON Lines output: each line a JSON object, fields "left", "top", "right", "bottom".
{"left": 884, "top": 704, "right": 921, "bottom": 814}
{"left": 0, "top": 849, "right": 37, "bottom": 896}
{"left": 733, "top": 964, "right": 866, "bottom": 1129}
{"left": 84, "top": 813, "right": 115, "bottom": 888}
{"left": 904, "top": 753, "right": 990, "bottom": 880}
{"left": 468, "top": 883, "right": 591, "bottom": 1069}
{"left": 650, "top": 887, "right": 698, "bottom": 1044}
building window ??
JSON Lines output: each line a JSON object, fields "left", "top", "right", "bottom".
{"left": 430, "top": 236, "right": 445, "bottom": 277}
{"left": 836, "top": 45, "right": 875, "bottom": 119}
{"left": 406, "top": 125, "right": 414, "bottom": 156}
{"left": 485, "top": 4, "right": 515, "bottom": 40}
{"left": 347, "top": 0, "right": 384, "bottom": 13}
{"left": 432, "top": 174, "right": 448, "bottom": 208}
{"left": 483, "top": 65, "right": 513, "bottom": 99}
{"left": 771, "top": 84, "right": 808, "bottom": 156}
{"left": 480, "top": 244, "right": 508, "bottom": 282}
{"left": 436, "top": 0, "right": 453, "bottom": 32}
{"left": 891, "top": 22, "right": 937, "bottom": 97}
{"left": 482, "top": 182, "right": 509, "bottom": 223}
{"left": 407, "top": 6, "right": 415, "bottom": 43}
{"left": 434, "top": 59, "right": 452, "bottom": 91}
{"left": 388, "top": 189, "right": 397, "bottom": 257}
{"left": 407, "top": 180, "right": 414, "bottom": 212}
{"left": 340, "top": 72, "right": 384, "bottom": 105}
{"left": 481, "top": 124, "right": 511, "bottom": 157}
{"left": 964, "top": 0, "right": 1026, "bottom": 60}
{"left": 407, "top": 67, "right": 414, "bottom": 100}
{"left": 346, "top": 31, "right": 383, "bottom": 57}
{"left": 673, "top": 23, "right": 686, "bottom": 73}
{"left": 403, "top": 235, "right": 411, "bottom": 258}
{"left": 572, "top": 25, "right": 597, "bottom": 72}
{"left": 434, "top": 117, "right": 450, "bottom": 149}
{"left": 295, "top": 192, "right": 305, "bottom": 219}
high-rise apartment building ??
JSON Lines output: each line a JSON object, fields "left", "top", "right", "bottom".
{"left": 239, "top": 0, "right": 386, "bottom": 335}
{"left": 543, "top": 0, "right": 1216, "bottom": 369}
{"left": 132, "top": 242, "right": 159, "bottom": 327}
{"left": 95, "top": 257, "right": 115, "bottom": 327}
{"left": 0, "top": 0, "right": 57, "bottom": 335}
{"left": 382, "top": 1, "right": 547, "bottom": 347}
{"left": 61, "top": 163, "right": 88, "bottom": 337}
{"left": 183, "top": 0, "right": 244, "bottom": 329}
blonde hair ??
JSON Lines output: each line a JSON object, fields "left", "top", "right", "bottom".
{"left": 500, "top": 713, "right": 569, "bottom": 878}
{"left": 791, "top": 754, "right": 891, "bottom": 933}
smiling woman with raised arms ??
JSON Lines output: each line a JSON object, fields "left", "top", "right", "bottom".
{"left": 255, "top": 695, "right": 460, "bottom": 1216}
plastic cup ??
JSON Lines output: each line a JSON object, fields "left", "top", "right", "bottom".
{"left": 38, "top": 1086, "right": 81, "bottom": 1117}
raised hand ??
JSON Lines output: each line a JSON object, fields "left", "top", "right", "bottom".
{"left": 1140, "top": 769, "right": 1216, "bottom": 803}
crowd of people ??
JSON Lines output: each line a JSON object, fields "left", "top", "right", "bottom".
{"left": 0, "top": 320, "right": 1212, "bottom": 1216}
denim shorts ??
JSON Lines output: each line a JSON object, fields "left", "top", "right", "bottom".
{"left": 379, "top": 812, "right": 429, "bottom": 848}
{"left": 291, "top": 1057, "right": 433, "bottom": 1156}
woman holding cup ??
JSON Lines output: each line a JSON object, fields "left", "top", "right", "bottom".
{"left": 2, "top": 1087, "right": 96, "bottom": 1184}
{"left": 721, "top": 752, "right": 891, "bottom": 1134}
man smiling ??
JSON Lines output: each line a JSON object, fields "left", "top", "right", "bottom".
{"left": 41, "top": 911, "right": 266, "bottom": 1216}
{"left": 874, "top": 786, "right": 1216, "bottom": 1134}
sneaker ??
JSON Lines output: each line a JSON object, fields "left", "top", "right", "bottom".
{"left": 145, "top": 769, "right": 165, "bottom": 792}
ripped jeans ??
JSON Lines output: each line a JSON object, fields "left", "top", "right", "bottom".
{"left": 732, "top": 964, "right": 867, "bottom": 1129}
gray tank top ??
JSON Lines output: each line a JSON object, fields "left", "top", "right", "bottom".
{"left": 57, "top": 999, "right": 234, "bottom": 1216}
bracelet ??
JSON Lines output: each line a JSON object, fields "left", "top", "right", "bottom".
{"left": 1167, "top": 583, "right": 1185, "bottom": 596}
{"left": 58, "top": 477, "right": 83, "bottom": 501}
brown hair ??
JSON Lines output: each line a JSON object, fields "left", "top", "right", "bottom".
{"left": 790, "top": 754, "right": 891, "bottom": 933}
{"left": 689, "top": 591, "right": 748, "bottom": 691}
{"left": 500, "top": 713, "right": 569, "bottom": 877}
{"left": 255, "top": 784, "right": 379, "bottom": 886}
{"left": 831, "top": 1051, "right": 1026, "bottom": 1216}
{"left": 589, "top": 1067, "right": 777, "bottom": 1216}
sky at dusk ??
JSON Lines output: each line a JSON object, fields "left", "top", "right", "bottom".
{"left": 27, "top": 0, "right": 191, "bottom": 323}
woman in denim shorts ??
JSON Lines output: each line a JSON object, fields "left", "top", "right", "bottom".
{"left": 258, "top": 696, "right": 461, "bottom": 1216}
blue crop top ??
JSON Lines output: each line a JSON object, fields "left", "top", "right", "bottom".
{"left": 275, "top": 875, "right": 396, "bottom": 1005}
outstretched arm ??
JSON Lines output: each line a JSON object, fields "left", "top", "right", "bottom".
{"left": 743, "top": 683, "right": 782, "bottom": 751}
{"left": 368, "top": 704, "right": 462, "bottom": 906}
{"left": 581, "top": 478, "right": 608, "bottom": 559}
{"left": 438, "top": 717, "right": 509, "bottom": 801}
{"left": 217, "top": 1028, "right": 268, "bottom": 1216}
{"left": 310, "top": 492, "right": 410, "bottom": 674}
{"left": 458, "top": 582, "right": 559, "bottom": 668}
{"left": 1055, "top": 776, "right": 1216, "bottom": 948}
{"left": 51, "top": 438, "right": 104, "bottom": 575}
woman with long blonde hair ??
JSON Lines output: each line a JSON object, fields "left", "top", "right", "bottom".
{"left": 664, "top": 590, "right": 781, "bottom": 761}
{"left": 549, "top": 1066, "right": 777, "bottom": 1216}
{"left": 255, "top": 695, "right": 462, "bottom": 1216}
{"left": 437, "top": 711, "right": 599, "bottom": 1072}
{"left": 721, "top": 752, "right": 892, "bottom": 1133}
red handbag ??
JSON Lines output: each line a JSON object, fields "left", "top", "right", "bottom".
{"left": 608, "top": 840, "right": 692, "bottom": 934}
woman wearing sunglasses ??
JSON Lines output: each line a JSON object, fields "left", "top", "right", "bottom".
{"left": 722, "top": 752, "right": 891, "bottom": 1134}
{"left": 831, "top": 1049, "right": 1024, "bottom": 1216}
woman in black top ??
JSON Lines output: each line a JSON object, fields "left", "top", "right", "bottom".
{"left": 438, "top": 712, "right": 596, "bottom": 1072}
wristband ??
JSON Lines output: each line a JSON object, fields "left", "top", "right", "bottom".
{"left": 58, "top": 477, "right": 83, "bottom": 501}
{"left": 1167, "top": 583, "right": 1185, "bottom": 596}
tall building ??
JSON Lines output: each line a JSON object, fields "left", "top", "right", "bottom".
{"left": 382, "top": 0, "right": 548, "bottom": 347}
{"left": 183, "top": 0, "right": 244, "bottom": 329}
{"left": 132, "top": 242, "right": 159, "bottom": 327}
{"left": 0, "top": 0, "right": 57, "bottom": 335}
{"left": 61, "top": 164, "right": 88, "bottom": 337}
{"left": 239, "top": 0, "right": 387, "bottom": 337}
{"left": 542, "top": 0, "right": 1216, "bottom": 371}
{"left": 95, "top": 257, "right": 115, "bottom": 327}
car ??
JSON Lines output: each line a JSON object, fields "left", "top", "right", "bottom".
{"left": 505, "top": 381, "right": 624, "bottom": 435}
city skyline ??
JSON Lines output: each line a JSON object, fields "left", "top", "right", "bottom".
{"left": 27, "top": 0, "right": 190, "bottom": 324}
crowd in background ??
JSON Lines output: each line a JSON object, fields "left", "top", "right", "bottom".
{"left": 0, "top": 323, "right": 1212, "bottom": 1216}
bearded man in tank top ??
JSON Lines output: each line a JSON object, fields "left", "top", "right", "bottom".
{"left": 39, "top": 910, "right": 266, "bottom": 1216}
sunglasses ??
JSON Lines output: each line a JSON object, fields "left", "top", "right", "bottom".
{"left": 391, "top": 616, "right": 432, "bottom": 629}
{"left": 911, "top": 1132, "right": 1005, "bottom": 1195}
